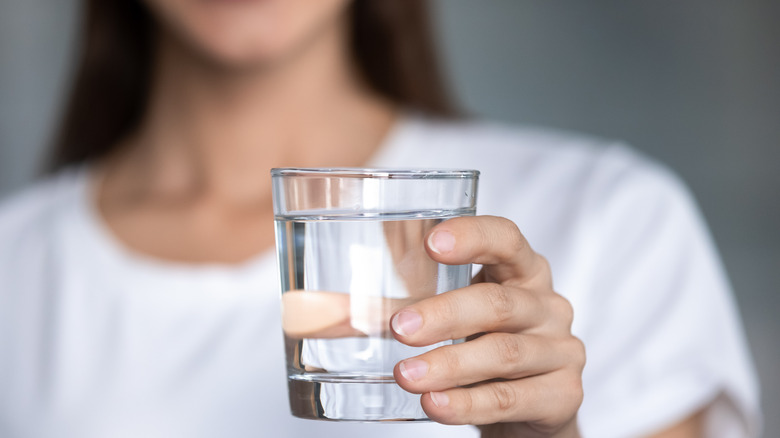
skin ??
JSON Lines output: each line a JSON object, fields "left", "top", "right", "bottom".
{"left": 96, "top": 0, "right": 706, "bottom": 436}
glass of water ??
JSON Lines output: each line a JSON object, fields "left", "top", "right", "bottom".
{"left": 271, "top": 168, "right": 479, "bottom": 421}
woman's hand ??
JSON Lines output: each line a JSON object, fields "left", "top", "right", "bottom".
{"left": 391, "top": 216, "right": 585, "bottom": 438}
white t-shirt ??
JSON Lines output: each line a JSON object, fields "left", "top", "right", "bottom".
{"left": 0, "top": 116, "right": 760, "bottom": 437}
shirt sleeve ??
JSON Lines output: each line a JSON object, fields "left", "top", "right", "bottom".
{"left": 573, "top": 146, "right": 761, "bottom": 438}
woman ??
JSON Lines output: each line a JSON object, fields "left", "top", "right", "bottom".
{"left": 0, "top": 1, "right": 759, "bottom": 437}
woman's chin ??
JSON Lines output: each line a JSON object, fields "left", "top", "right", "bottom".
{"left": 164, "top": 28, "right": 294, "bottom": 73}
{"left": 198, "top": 41, "right": 287, "bottom": 70}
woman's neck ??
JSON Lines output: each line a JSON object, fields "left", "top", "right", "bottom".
{"left": 103, "top": 18, "right": 396, "bottom": 206}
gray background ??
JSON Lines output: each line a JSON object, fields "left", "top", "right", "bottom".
{"left": 1, "top": 0, "right": 777, "bottom": 435}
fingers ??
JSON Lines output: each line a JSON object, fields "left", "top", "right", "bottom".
{"left": 392, "top": 283, "right": 575, "bottom": 346}
{"left": 425, "top": 216, "right": 550, "bottom": 284}
{"left": 405, "top": 215, "right": 583, "bottom": 430}
{"left": 419, "top": 368, "right": 584, "bottom": 427}
{"left": 394, "top": 333, "right": 582, "bottom": 393}
{"left": 391, "top": 283, "right": 542, "bottom": 344}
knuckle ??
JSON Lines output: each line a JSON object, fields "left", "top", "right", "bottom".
{"left": 568, "top": 336, "right": 587, "bottom": 370}
{"left": 480, "top": 216, "right": 525, "bottom": 259}
{"left": 535, "top": 254, "right": 551, "bottom": 272}
{"left": 463, "top": 389, "right": 474, "bottom": 414}
{"left": 503, "top": 220, "right": 525, "bottom": 257}
{"left": 439, "top": 346, "right": 463, "bottom": 375}
{"left": 474, "top": 219, "right": 497, "bottom": 256}
{"left": 482, "top": 283, "right": 515, "bottom": 326}
{"left": 549, "top": 294, "right": 574, "bottom": 326}
{"left": 536, "top": 373, "right": 583, "bottom": 429}
{"left": 534, "top": 255, "right": 553, "bottom": 281}
{"left": 490, "top": 381, "right": 518, "bottom": 412}
{"left": 430, "top": 294, "right": 462, "bottom": 334}
{"left": 564, "top": 373, "right": 585, "bottom": 410}
{"left": 573, "top": 382, "right": 585, "bottom": 409}
{"left": 493, "top": 334, "right": 526, "bottom": 367}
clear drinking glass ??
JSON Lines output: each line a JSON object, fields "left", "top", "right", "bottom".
{"left": 271, "top": 168, "right": 479, "bottom": 421}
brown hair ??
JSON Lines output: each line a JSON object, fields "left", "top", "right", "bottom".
{"left": 48, "top": 0, "right": 457, "bottom": 171}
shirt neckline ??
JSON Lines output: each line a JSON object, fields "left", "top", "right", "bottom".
{"left": 72, "top": 112, "right": 418, "bottom": 278}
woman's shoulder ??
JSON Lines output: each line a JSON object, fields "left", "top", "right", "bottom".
{"left": 407, "top": 115, "right": 657, "bottom": 170}
{"left": 405, "top": 114, "right": 610, "bottom": 157}
{"left": 402, "top": 115, "right": 689, "bottom": 208}
{"left": 0, "top": 168, "right": 86, "bottom": 243}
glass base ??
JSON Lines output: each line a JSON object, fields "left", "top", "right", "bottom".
{"left": 287, "top": 375, "right": 429, "bottom": 422}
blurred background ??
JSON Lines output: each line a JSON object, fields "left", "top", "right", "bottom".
{"left": 0, "top": 0, "right": 777, "bottom": 435}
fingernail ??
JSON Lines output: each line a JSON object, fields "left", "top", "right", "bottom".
{"left": 399, "top": 359, "right": 428, "bottom": 381}
{"left": 430, "top": 391, "right": 450, "bottom": 408}
{"left": 391, "top": 310, "right": 422, "bottom": 337}
{"left": 428, "top": 230, "right": 456, "bottom": 254}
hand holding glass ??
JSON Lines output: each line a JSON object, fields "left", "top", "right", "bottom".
{"left": 271, "top": 168, "right": 479, "bottom": 421}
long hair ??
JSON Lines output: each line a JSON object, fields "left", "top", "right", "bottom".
{"left": 48, "top": 0, "right": 457, "bottom": 171}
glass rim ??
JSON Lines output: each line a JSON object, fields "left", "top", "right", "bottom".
{"left": 271, "top": 167, "right": 479, "bottom": 179}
